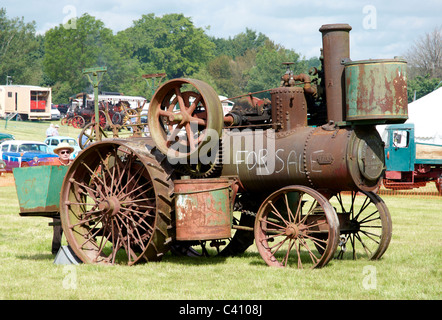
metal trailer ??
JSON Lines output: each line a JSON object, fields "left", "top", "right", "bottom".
{"left": 15, "top": 23, "right": 408, "bottom": 268}
{"left": 0, "top": 85, "right": 52, "bottom": 120}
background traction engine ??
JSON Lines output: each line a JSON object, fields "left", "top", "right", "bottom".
{"left": 59, "top": 23, "right": 407, "bottom": 268}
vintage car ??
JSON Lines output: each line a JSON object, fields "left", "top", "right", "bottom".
{"left": 0, "top": 140, "right": 59, "bottom": 172}
{"left": 0, "top": 132, "right": 15, "bottom": 143}
{"left": 51, "top": 104, "right": 61, "bottom": 120}
{"left": 44, "top": 136, "right": 81, "bottom": 159}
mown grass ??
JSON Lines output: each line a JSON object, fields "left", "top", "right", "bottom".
{"left": 1, "top": 118, "right": 83, "bottom": 141}
{"left": 0, "top": 181, "right": 440, "bottom": 300}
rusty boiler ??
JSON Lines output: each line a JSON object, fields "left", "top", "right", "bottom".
{"left": 221, "top": 23, "right": 390, "bottom": 194}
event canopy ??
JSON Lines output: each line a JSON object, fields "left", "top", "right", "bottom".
{"left": 405, "top": 87, "right": 442, "bottom": 145}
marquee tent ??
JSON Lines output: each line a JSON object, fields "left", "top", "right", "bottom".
{"left": 405, "top": 87, "right": 442, "bottom": 145}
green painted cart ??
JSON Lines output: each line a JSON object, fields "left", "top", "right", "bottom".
{"left": 14, "top": 165, "right": 68, "bottom": 217}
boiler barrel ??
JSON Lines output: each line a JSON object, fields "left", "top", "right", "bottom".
{"left": 221, "top": 126, "right": 384, "bottom": 193}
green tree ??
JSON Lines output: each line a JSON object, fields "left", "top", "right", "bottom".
{"left": 206, "top": 55, "right": 234, "bottom": 96}
{"left": 407, "top": 75, "right": 441, "bottom": 102}
{"left": 43, "top": 14, "right": 112, "bottom": 100}
{"left": 246, "top": 41, "right": 307, "bottom": 98}
{"left": 204, "top": 48, "right": 258, "bottom": 98}
{"left": 43, "top": 13, "right": 142, "bottom": 103}
{"left": 211, "top": 28, "right": 269, "bottom": 58}
{"left": 0, "top": 8, "right": 41, "bottom": 85}
{"left": 120, "top": 13, "right": 215, "bottom": 80}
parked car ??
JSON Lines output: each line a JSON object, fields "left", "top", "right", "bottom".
{"left": 0, "top": 140, "right": 59, "bottom": 172}
{"left": 0, "top": 132, "right": 15, "bottom": 143}
{"left": 51, "top": 104, "right": 61, "bottom": 120}
{"left": 44, "top": 136, "right": 81, "bottom": 159}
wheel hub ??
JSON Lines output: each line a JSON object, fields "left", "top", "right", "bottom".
{"left": 349, "top": 219, "right": 360, "bottom": 232}
{"left": 98, "top": 196, "right": 121, "bottom": 217}
{"left": 285, "top": 223, "right": 300, "bottom": 239}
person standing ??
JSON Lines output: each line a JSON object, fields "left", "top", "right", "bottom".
{"left": 51, "top": 142, "right": 74, "bottom": 254}
{"left": 46, "top": 123, "right": 55, "bottom": 137}
{"left": 53, "top": 124, "right": 60, "bottom": 136}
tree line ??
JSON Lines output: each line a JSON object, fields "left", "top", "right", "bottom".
{"left": 405, "top": 25, "right": 442, "bottom": 101}
{"left": 0, "top": 9, "right": 317, "bottom": 104}
{"left": 1, "top": 8, "right": 440, "bottom": 105}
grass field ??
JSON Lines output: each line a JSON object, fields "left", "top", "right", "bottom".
{"left": 1, "top": 118, "right": 83, "bottom": 141}
{"left": 0, "top": 120, "right": 441, "bottom": 300}
{"left": 0, "top": 180, "right": 440, "bottom": 300}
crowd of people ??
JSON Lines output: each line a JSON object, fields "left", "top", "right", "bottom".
{"left": 45, "top": 123, "right": 60, "bottom": 137}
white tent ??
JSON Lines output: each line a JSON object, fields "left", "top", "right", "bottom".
{"left": 405, "top": 87, "right": 442, "bottom": 145}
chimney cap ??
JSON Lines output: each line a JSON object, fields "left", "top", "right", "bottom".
{"left": 319, "top": 24, "right": 352, "bottom": 33}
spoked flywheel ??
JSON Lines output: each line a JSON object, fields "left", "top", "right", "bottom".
{"left": 59, "top": 140, "right": 173, "bottom": 265}
{"left": 254, "top": 185, "right": 339, "bottom": 269}
{"left": 148, "top": 78, "right": 223, "bottom": 161}
{"left": 328, "top": 191, "right": 392, "bottom": 260}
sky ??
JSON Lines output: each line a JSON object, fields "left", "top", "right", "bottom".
{"left": 2, "top": 0, "right": 442, "bottom": 61}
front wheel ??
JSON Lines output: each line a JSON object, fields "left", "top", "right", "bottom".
{"left": 328, "top": 191, "right": 392, "bottom": 260}
{"left": 254, "top": 185, "right": 339, "bottom": 268}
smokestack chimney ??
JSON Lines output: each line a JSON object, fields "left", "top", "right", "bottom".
{"left": 319, "top": 24, "right": 352, "bottom": 124}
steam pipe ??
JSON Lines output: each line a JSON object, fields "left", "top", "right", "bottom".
{"left": 293, "top": 73, "right": 316, "bottom": 95}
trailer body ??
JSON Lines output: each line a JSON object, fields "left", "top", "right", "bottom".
{"left": 0, "top": 85, "right": 52, "bottom": 120}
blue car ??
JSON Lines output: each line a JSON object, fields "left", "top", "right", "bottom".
{"left": 44, "top": 136, "right": 81, "bottom": 159}
{"left": 0, "top": 140, "right": 58, "bottom": 172}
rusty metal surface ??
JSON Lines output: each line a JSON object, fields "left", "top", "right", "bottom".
{"left": 272, "top": 66, "right": 315, "bottom": 132}
{"left": 148, "top": 78, "right": 224, "bottom": 160}
{"left": 271, "top": 86, "right": 307, "bottom": 131}
{"left": 319, "top": 23, "right": 352, "bottom": 124}
{"left": 221, "top": 125, "right": 383, "bottom": 194}
{"left": 174, "top": 178, "right": 232, "bottom": 241}
{"left": 344, "top": 58, "right": 408, "bottom": 123}
{"left": 36, "top": 23, "right": 398, "bottom": 266}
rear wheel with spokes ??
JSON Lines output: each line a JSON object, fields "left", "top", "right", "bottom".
{"left": 254, "top": 185, "right": 339, "bottom": 268}
{"left": 59, "top": 141, "right": 173, "bottom": 265}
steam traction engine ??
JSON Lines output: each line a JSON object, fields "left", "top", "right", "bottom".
{"left": 58, "top": 24, "right": 408, "bottom": 268}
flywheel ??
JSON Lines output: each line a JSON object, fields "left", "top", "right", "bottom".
{"left": 148, "top": 78, "right": 223, "bottom": 163}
